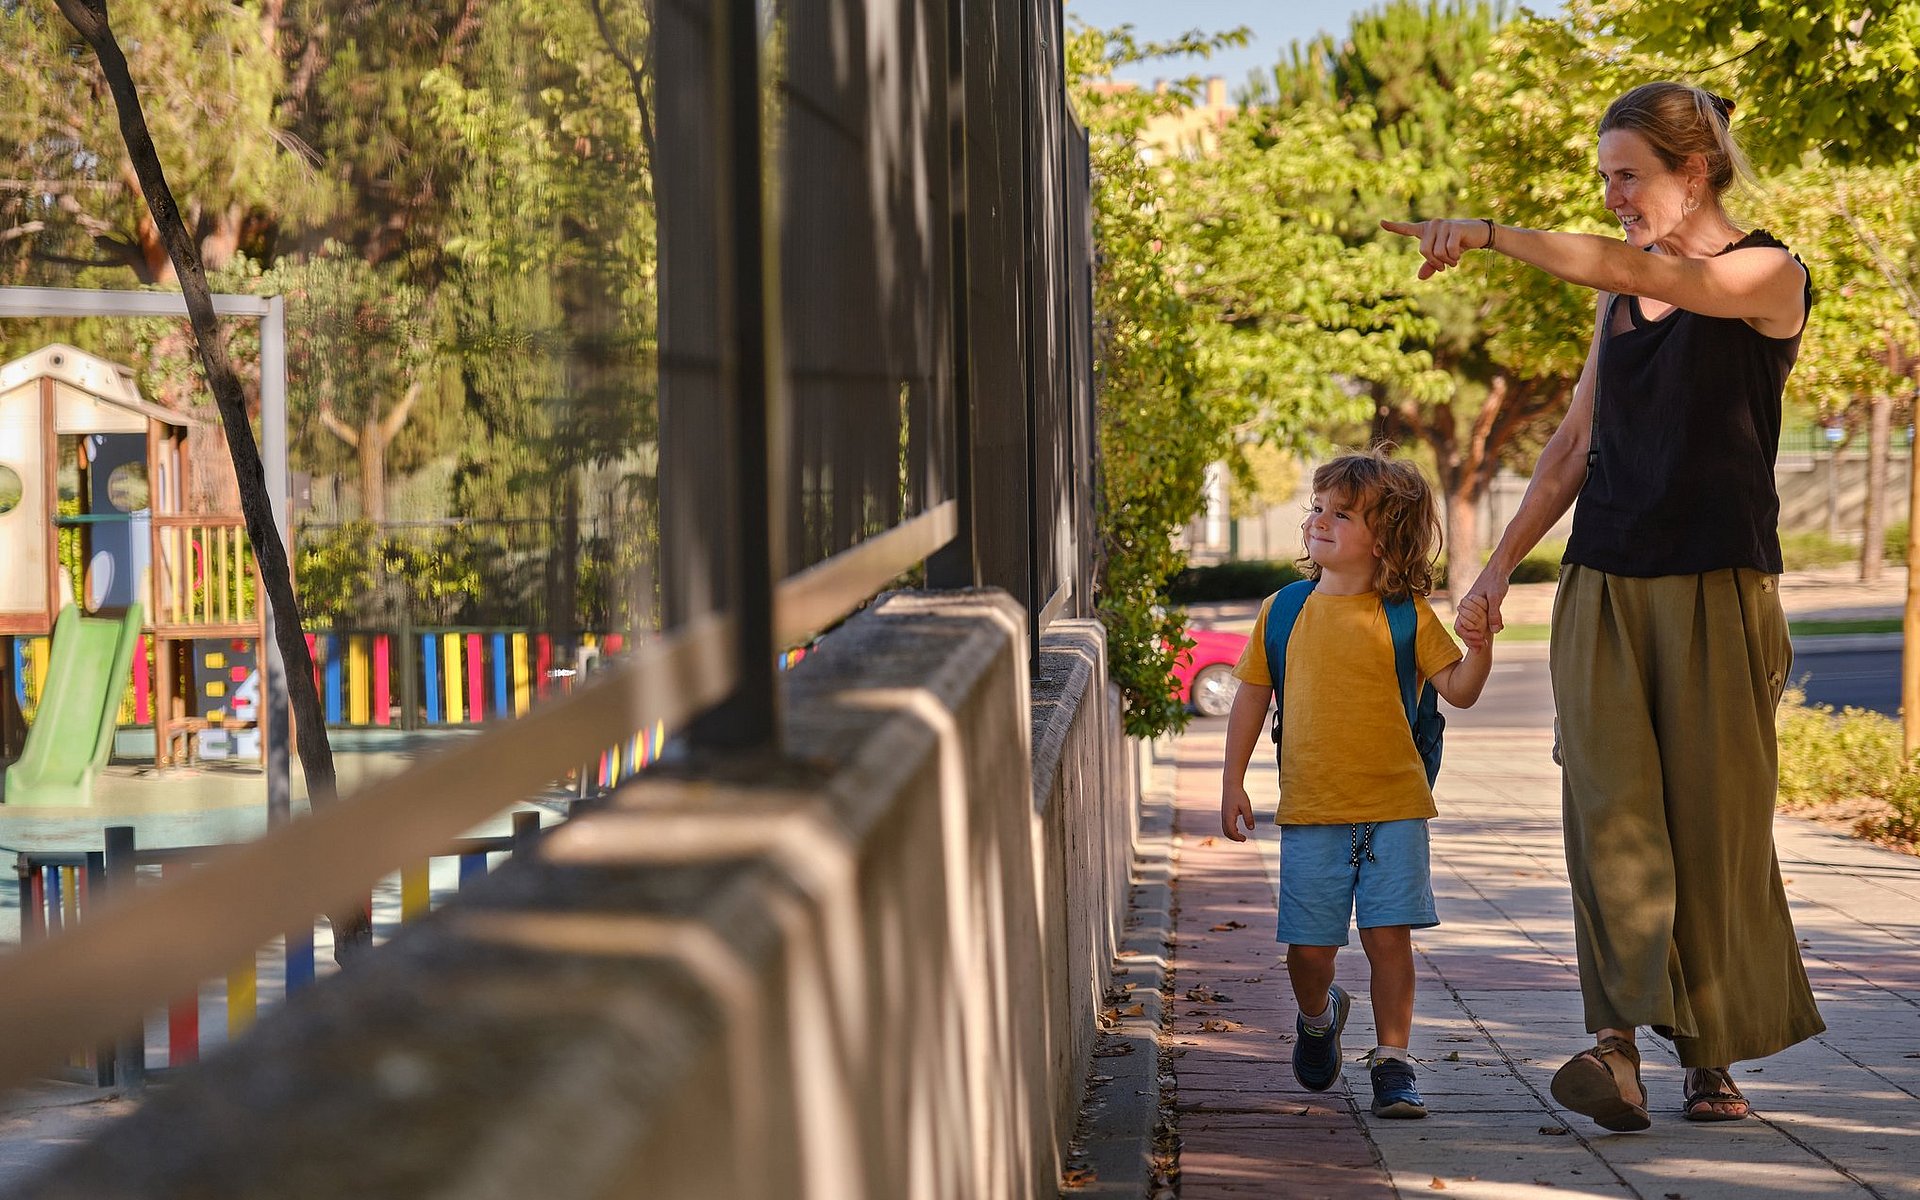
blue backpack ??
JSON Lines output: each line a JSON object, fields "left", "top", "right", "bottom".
{"left": 1261, "top": 579, "right": 1445, "bottom": 787}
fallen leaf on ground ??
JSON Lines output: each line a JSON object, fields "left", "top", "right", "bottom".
{"left": 1062, "top": 1167, "right": 1097, "bottom": 1188}
{"left": 1090, "top": 1074, "right": 1114, "bottom": 1084}
{"left": 1443, "top": 1051, "right": 1461, "bottom": 1061}
{"left": 1538, "top": 1125, "right": 1569, "bottom": 1136}
{"left": 1185, "top": 986, "right": 1232, "bottom": 1003}
{"left": 1200, "top": 1018, "right": 1240, "bottom": 1032}
{"left": 1429, "top": 1178, "right": 1448, "bottom": 1191}
{"left": 1208, "top": 920, "right": 1247, "bottom": 932}
{"left": 1199, "top": 837, "right": 1215, "bottom": 846}
{"left": 1094, "top": 1043, "right": 1135, "bottom": 1057}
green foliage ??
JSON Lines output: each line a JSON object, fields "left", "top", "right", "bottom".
{"left": 1778, "top": 530, "right": 1863, "bottom": 570}
{"left": 1776, "top": 690, "right": 1920, "bottom": 844}
{"left": 1199, "top": 1, "right": 1583, "bottom": 579}
{"left": 1070, "top": 22, "right": 1246, "bottom": 738}
{"left": 1604, "top": 0, "right": 1920, "bottom": 169}
{"left": 0, "top": 0, "right": 322, "bottom": 285}
{"left": 1167, "top": 559, "right": 1307, "bottom": 603}
{"left": 1507, "top": 540, "right": 1566, "bottom": 584}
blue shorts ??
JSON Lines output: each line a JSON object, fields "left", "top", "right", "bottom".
{"left": 1277, "top": 819, "right": 1438, "bottom": 947}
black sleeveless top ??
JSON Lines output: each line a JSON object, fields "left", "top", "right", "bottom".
{"left": 1565, "top": 229, "right": 1812, "bottom": 578}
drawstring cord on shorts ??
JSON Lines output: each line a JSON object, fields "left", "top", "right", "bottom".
{"left": 1348, "top": 822, "right": 1377, "bottom": 867}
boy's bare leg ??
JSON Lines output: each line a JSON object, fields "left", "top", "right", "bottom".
{"left": 1357, "top": 925, "right": 1414, "bottom": 1049}
{"left": 1287, "top": 944, "right": 1339, "bottom": 1014}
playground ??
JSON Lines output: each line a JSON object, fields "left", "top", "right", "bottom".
{"left": 0, "top": 315, "right": 658, "bottom": 1093}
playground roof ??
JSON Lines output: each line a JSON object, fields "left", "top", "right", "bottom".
{"left": 0, "top": 342, "right": 196, "bottom": 428}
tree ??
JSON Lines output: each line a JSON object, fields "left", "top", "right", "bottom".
{"left": 1187, "top": 1, "right": 1582, "bottom": 593}
{"left": 270, "top": 247, "right": 442, "bottom": 528}
{"left": 1069, "top": 23, "right": 1247, "bottom": 737}
{"left": 1606, "top": 0, "right": 1920, "bottom": 168}
{"left": 0, "top": 0, "right": 317, "bottom": 284}
{"left": 50, "top": 0, "right": 370, "bottom": 955}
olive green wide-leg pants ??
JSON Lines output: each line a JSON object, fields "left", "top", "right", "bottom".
{"left": 1550, "top": 565, "right": 1825, "bottom": 1067}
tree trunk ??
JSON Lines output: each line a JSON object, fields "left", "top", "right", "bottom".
{"left": 1445, "top": 488, "right": 1478, "bottom": 606}
{"left": 54, "top": 0, "right": 371, "bottom": 958}
{"left": 1863, "top": 394, "right": 1892, "bottom": 583}
{"left": 360, "top": 417, "right": 387, "bottom": 526}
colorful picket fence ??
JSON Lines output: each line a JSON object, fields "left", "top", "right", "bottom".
{"left": 12, "top": 813, "right": 541, "bottom": 1087}
{"left": 303, "top": 630, "right": 639, "bottom": 729}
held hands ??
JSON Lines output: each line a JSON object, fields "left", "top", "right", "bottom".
{"left": 1221, "top": 782, "right": 1256, "bottom": 843}
{"left": 1454, "top": 595, "right": 1493, "bottom": 651}
{"left": 1453, "top": 570, "right": 1509, "bottom": 650}
{"left": 1379, "top": 218, "right": 1495, "bottom": 279}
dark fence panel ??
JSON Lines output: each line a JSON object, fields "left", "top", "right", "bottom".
{"left": 656, "top": 0, "right": 737, "bottom": 632}
{"left": 780, "top": 0, "right": 958, "bottom": 573}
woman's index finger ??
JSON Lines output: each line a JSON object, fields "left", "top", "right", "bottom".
{"left": 1379, "top": 218, "right": 1420, "bottom": 236}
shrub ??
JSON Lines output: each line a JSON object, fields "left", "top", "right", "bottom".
{"left": 1775, "top": 689, "right": 1920, "bottom": 844}
{"left": 1778, "top": 530, "right": 1858, "bottom": 570}
{"left": 1886, "top": 520, "right": 1909, "bottom": 563}
{"left": 1167, "top": 559, "right": 1306, "bottom": 602}
{"left": 1508, "top": 539, "right": 1566, "bottom": 584}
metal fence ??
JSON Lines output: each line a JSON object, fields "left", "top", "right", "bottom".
{"left": 662, "top": 0, "right": 1095, "bottom": 744}
{"left": 0, "top": 0, "right": 1096, "bottom": 1090}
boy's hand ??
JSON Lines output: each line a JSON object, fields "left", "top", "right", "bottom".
{"left": 1221, "top": 782, "right": 1256, "bottom": 842}
{"left": 1455, "top": 595, "right": 1491, "bottom": 651}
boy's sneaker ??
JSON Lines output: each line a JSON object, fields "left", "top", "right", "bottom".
{"left": 1291, "top": 984, "right": 1351, "bottom": 1092}
{"left": 1369, "top": 1056, "right": 1428, "bottom": 1119}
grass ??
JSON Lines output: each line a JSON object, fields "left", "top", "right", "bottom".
{"left": 1788, "top": 618, "right": 1902, "bottom": 636}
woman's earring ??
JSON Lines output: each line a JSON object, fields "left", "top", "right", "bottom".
{"left": 1684, "top": 191, "right": 1700, "bottom": 214}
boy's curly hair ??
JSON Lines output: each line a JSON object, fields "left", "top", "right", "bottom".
{"left": 1295, "top": 447, "right": 1442, "bottom": 602}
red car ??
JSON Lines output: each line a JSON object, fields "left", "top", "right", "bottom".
{"left": 1173, "top": 626, "right": 1251, "bottom": 718}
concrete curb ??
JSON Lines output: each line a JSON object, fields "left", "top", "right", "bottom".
{"left": 1072, "top": 744, "right": 1177, "bottom": 1199}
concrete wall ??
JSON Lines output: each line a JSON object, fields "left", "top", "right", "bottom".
{"left": 15, "top": 590, "right": 1140, "bottom": 1200}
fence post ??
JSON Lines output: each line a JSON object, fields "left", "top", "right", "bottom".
{"left": 86, "top": 850, "right": 116, "bottom": 1087}
{"left": 511, "top": 810, "right": 540, "bottom": 860}
{"left": 103, "top": 825, "right": 144, "bottom": 1091}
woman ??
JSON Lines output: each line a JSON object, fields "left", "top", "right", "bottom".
{"left": 1382, "top": 81, "right": 1825, "bottom": 1130}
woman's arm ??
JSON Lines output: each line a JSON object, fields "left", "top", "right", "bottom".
{"left": 1380, "top": 218, "right": 1807, "bottom": 335}
{"left": 1455, "top": 295, "right": 1607, "bottom": 636}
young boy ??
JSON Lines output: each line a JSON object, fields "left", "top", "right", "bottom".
{"left": 1219, "top": 449, "right": 1493, "bottom": 1118}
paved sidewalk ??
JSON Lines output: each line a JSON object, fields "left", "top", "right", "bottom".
{"left": 1165, "top": 726, "right": 1920, "bottom": 1199}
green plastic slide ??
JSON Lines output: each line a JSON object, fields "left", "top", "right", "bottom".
{"left": 3, "top": 603, "right": 143, "bottom": 807}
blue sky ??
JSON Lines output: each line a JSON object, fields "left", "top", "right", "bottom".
{"left": 1067, "top": 2, "right": 1559, "bottom": 92}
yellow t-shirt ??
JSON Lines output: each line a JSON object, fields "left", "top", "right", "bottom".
{"left": 1233, "top": 589, "right": 1463, "bottom": 825}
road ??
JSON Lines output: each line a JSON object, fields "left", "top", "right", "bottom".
{"left": 1449, "top": 641, "right": 1902, "bottom": 726}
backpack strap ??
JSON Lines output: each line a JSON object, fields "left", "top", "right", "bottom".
{"left": 1383, "top": 595, "right": 1421, "bottom": 729}
{"left": 1263, "top": 580, "right": 1315, "bottom": 744}
{"left": 1385, "top": 594, "right": 1446, "bottom": 786}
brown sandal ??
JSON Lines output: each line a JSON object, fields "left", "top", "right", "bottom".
{"left": 1550, "top": 1036, "right": 1651, "bottom": 1132}
{"left": 1683, "top": 1067, "right": 1752, "bottom": 1121}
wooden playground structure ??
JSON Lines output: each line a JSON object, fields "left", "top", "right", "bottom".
{"left": 0, "top": 342, "right": 269, "bottom": 793}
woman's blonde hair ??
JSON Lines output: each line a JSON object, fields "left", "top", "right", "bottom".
{"left": 1599, "top": 82, "right": 1756, "bottom": 200}
{"left": 1297, "top": 447, "right": 1441, "bottom": 602}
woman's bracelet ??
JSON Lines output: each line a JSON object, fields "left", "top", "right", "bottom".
{"left": 1482, "top": 218, "right": 1498, "bottom": 252}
